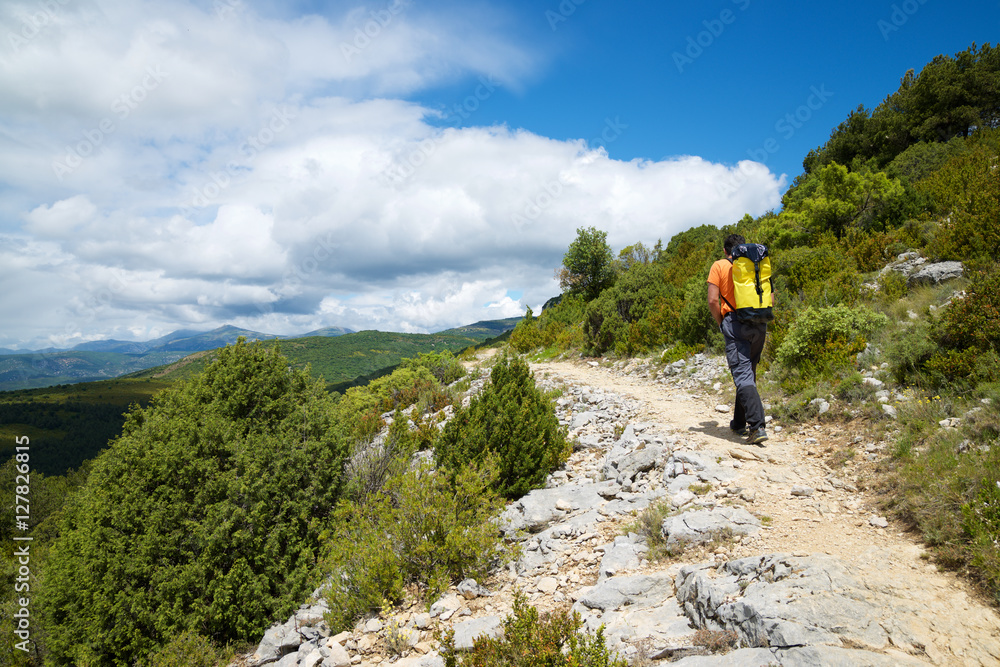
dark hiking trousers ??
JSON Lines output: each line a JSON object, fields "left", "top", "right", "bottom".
{"left": 721, "top": 314, "right": 767, "bottom": 432}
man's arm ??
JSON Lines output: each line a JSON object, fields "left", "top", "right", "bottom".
{"left": 707, "top": 282, "right": 723, "bottom": 327}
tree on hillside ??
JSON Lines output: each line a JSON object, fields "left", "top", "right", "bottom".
{"left": 40, "top": 339, "right": 349, "bottom": 665}
{"left": 656, "top": 224, "right": 721, "bottom": 288}
{"left": 919, "top": 142, "right": 1000, "bottom": 261}
{"left": 435, "top": 354, "right": 570, "bottom": 498}
{"left": 802, "top": 43, "right": 1000, "bottom": 174}
{"left": 558, "top": 226, "right": 616, "bottom": 301}
{"left": 613, "top": 241, "right": 655, "bottom": 275}
{"left": 780, "top": 162, "right": 908, "bottom": 240}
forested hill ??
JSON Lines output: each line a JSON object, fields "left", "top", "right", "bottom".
{"left": 0, "top": 324, "right": 517, "bottom": 476}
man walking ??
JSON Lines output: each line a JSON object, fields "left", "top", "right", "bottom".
{"left": 707, "top": 234, "right": 769, "bottom": 445}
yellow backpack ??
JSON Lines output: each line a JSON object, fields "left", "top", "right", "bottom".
{"left": 728, "top": 243, "right": 773, "bottom": 323}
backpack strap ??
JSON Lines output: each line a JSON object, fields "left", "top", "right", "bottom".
{"left": 720, "top": 257, "right": 736, "bottom": 313}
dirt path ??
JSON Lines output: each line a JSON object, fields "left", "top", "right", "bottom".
{"left": 531, "top": 357, "right": 1000, "bottom": 666}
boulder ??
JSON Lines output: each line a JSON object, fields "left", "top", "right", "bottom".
{"left": 451, "top": 616, "right": 502, "bottom": 650}
{"left": 662, "top": 507, "right": 761, "bottom": 547}
{"left": 908, "top": 261, "right": 963, "bottom": 286}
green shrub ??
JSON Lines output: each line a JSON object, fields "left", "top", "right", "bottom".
{"left": 583, "top": 263, "right": 681, "bottom": 356}
{"left": 368, "top": 365, "right": 442, "bottom": 412}
{"left": 146, "top": 631, "right": 233, "bottom": 667}
{"left": 322, "top": 461, "right": 508, "bottom": 631}
{"left": 841, "top": 228, "right": 897, "bottom": 272}
{"left": 834, "top": 371, "right": 878, "bottom": 403}
{"left": 535, "top": 294, "right": 587, "bottom": 351}
{"left": 890, "top": 413, "right": 1000, "bottom": 603}
{"left": 877, "top": 270, "right": 909, "bottom": 302}
{"left": 962, "top": 470, "right": 1000, "bottom": 603}
{"left": 778, "top": 245, "right": 852, "bottom": 297}
{"left": 39, "top": 340, "right": 348, "bottom": 665}
{"left": 510, "top": 307, "right": 544, "bottom": 353}
{"left": 404, "top": 350, "right": 466, "bottom": 385}
{"left": 775, "top": 304, "right": 888, "bottom": 380}
{"left": 882, "top": 320, "right": 938, "bottom": 386}
{"left": 440, "top": 592, "right": 627, "bottom": 667}
{"left": 322, "top": 499, "right": 406, "bottom": 631}
{"left": 626, "top": 499, "right": 676, "bottom": 560}
{"left": 677, "top": 276, "right": 719, "bottom": 349}
{"left": 436, "top": 355, "right": 570, "bottom": 498}
{"left": 920, "top": 144, "right": 1000, "bottom": 262}
{"left": 924, "top": 348, "right": 1000, "bottom": 390}
{"left": 342, "top": 419, "right": 418, "bottom": 505}
{"left": 935, "top": 266, "right": 1000, "bottom": 354}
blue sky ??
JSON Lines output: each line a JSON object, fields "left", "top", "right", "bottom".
{"left": 0, "top": 0, "right": 996, "bottom": 349}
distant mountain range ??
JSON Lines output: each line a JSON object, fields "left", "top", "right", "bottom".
{"left": 0, "top": 320, "right": 519, "bottom": 392}
{"left": 0, "top": 324, "right": 353, "bottom": 391}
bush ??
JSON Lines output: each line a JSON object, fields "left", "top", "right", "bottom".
{"left": 877, "top": 270, "right": 909, "bottom": 302}
{"left": 626, "top": 499, "right": 677, "bottom": 560}
{"left": 774, "top": 305, "right": 888, "bottom": 388}
{"left": 321, "top": 500, "right": 406, "bottom": 631}
{"left": 923, "top": 348, "right": 1000, "bottom": 390}
{"left": 40, "top": 340, "right": 349, "bottom": 665}
{"left": 342, "top": 419, "right": 418, "bottom": 505}
{"left": 841, "top": 228, "right": 897, "bottom": 272}
{"left": 403, "top": 350, "right": 466, "bottom": 385}
{"left": 146, "top": 631, "right": 233, "bottom": 667}
{"left": 935, "top": 266, "right": 1000, "bottom": 353}
{"left": 322, "top": 461, "right": 508, "bottom": 631}
{"left": 778, "top": 245, "right": 851, "bottom": 297}
{"left": 920, "top": 144, "right": 1000, "bottom": 262}
{"left": 510, "top": 307, "right": 544, "bottom": 353}
{"left": 436, "top": 355, "right": 570, "bottom": 499}
{"left": 583, "top": 263, "right": 681, "bottom": 356}
{"left": 677, "top": 276, "right": 719, "bottom": 349}
{"left": 537, "top": 295, "right": 588, "bottom": 351}
{"left": 440, "top": 592, "right": 627, "bottom": 667}
{"left": 882, "top": 320, "right": 938, "bottom": 386}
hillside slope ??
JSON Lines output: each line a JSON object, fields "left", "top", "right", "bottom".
{"left": 239, "top": 354, "right": 1000, "bottom": 665}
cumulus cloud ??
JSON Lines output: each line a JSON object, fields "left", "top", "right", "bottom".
{"left": 0, "top": 0, "right": 785, "bottom": 349}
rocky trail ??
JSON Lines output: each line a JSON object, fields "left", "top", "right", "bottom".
{"left": 243, "top": 354, "right": 1000, "bottom": 667}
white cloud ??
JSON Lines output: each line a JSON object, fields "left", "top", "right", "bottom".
{"left": 25, "top": 194, "right": 97, "bottom": 236}
{"left": 0, "top": 1, "right": 785, "bottom": 349}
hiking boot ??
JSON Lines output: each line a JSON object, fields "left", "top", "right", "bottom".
{"left": 748, "top": 428, "right": 768, "bottom": 445}
{"left": 730, "top": 425, "right": 748, "bottom": 437}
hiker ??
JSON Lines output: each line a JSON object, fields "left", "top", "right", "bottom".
{"left": 707, "top": 233, "right": 769, "bottom": 445}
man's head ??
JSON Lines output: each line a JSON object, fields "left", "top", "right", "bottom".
{"left": 724, "top": 234, "right": 746, "bottom": 257}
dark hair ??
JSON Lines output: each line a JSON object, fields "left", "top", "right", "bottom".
{"left": 724, "top": 234, "right": 745, "bottom": 255}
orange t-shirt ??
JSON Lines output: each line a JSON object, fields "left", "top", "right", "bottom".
{"left": 707, "top": 258, "right": 735, "bottom": 317}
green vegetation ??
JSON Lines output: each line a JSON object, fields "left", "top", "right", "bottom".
{"left": 584, "top": 262, "right": 681, "bottom": 357}
{"left": 1, "top": 330, "right": 572, "bottom": 663}
{"left": 436, "top": 354, "right": 571, "bottom": 498}
{"left": 626, "top": 499, "right": 677, "bottom": 560}
{"left": 0, "top": 378, "right": 170, "bottom": 476}
{"left": 39, "top": 340, "right": 350, "bottom": 665}
{"left": 0, "top": 326, "right": 513, "bottom": 476}
{"left": 558, "top": 226, "right": 616, "bottom": 301}
{"left": 440, "top": 592, "right": 627, "bottom": 667}
{"left": 774, "top": 304, "right": 888, "bottom": 390}
{"left": 321, "top": 458, "right": 509, "bottom": 631}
